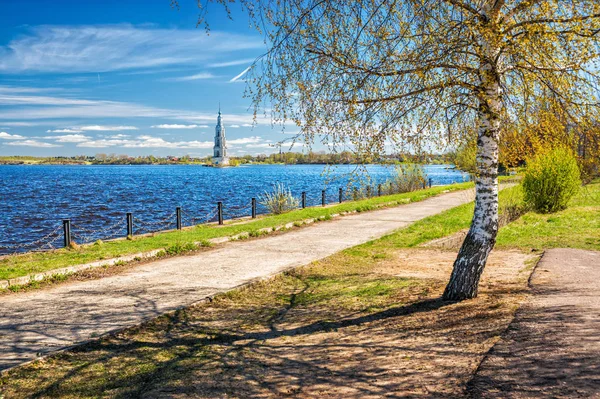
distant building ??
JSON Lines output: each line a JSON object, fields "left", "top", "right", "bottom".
{"left": 213, "top": 108, "right": 229, "bottom": 166}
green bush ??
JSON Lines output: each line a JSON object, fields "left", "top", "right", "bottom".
{"left": 522, "top": 147, "right": 581, "bottom": 213}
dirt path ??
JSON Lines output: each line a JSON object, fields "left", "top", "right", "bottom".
{"left": 0, "top": 188, "right": 477, "bottom": 371}
{"left": 469, "top": 248, "right": 600, "bottom": 398}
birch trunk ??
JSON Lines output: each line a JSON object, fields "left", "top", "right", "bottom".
{"left": 442, "top": 17, "right": 501, "bottom": 301}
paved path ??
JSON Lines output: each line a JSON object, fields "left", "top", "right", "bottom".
{"left": 469, "top": 248, "right": 600, "bottom": 398}
{"left": 0, "top": 188, "right": 476, "bottom": 371}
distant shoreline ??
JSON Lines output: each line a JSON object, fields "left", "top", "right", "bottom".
{"left": 0, "top": 152, "right": 451, "bottom": 167}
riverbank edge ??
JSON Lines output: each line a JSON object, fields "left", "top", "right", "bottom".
{"left": 0, "top": 188, "right": 461, "bottom": 290}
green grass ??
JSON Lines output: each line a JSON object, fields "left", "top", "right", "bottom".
{"left": 496, "top": 181, "right": 600, "bottom": 250}
{"left": 0, "top": 258, "right": 429, "bottom": 398}
{"left": 0, "top": 183, "right": 472, "bottom": 280}
{"left": 335, "top": 180, "right": 599, "bottom": 260}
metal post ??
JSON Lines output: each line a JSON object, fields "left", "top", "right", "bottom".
{"left": 378, "top": 183, "right": 382, "bottom": 197}
{"left": 428, "top": 178, "right": 433, "bottom": 188}
{"left": 321, "top": 190, "right": 326, "bottom": 206}
{"left": 339, "top": 187, "right": 343, "bottom": 203}
{"left": 367, "top": 186, "right": 372, "bottom": 198}
{"left": 63, "top": 219, "right": 71, "bottom": 248}
{"left": 217, "top": 202, "right": 223, "bottom": 225}
{"left": 302, "top": 192, "right": 306, "bottom": 209}
{"left": 353, "top": 187, "right": 358, "bottom": 200}
{"left": 126, "top": 212, "right": 133, "bottom": 237}
{"left": 176, "top": 207, "right": 182, "bottom": 230}
{"left": 252, "top": 198, "right": 257, "bottom": 218}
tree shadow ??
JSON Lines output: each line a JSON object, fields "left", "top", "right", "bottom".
{"left": 11, "top": 290, "right": 523, "bottom": 399}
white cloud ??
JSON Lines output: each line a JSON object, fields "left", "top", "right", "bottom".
{"left": 0, "top": 25, "right": 265, "bottom": 73}
{"left": 5, "top": 140, "right": 61, "bottom": 148}
{"left": 151, "top": 124, "right": 203, "bottom": 129}
{"left": 46, "top": 128, "right": 83, "bottom": 133}
{"left": 241, "top": 123, "right": 253, "bottom": 127}
{"left": 0, "top": 93, "right": 271, "bottom": 127}
{"left": 0, "top": 132, "right": 25, "bottom": 140}
{"left": 167, "top": 73, "right": 216, "bottom": 82}
{"left": 76, "top": 135, "right": 213, "bottom": 149}
{"left": 229, "top": 124, "right": 241, "bottom": 128}
{"left": 45, "top": 134, "right": 91, "bottom": 143}
{"left": 78, "top": 125, "right": 138, "bottom": 131}
{"left": 0, "top": 85, "right": 55, "bottom": 94}
{"left": 229, "top": 66, "right": 251, "bottom": 83}
{"left": 109, "top": 134, "right": 130, "bottom": 138}
{"left": 0, "top": 94, "right": 100, "bottom": 106}
{"left": 76, "top": 139, "right": 132, "bottom": 148}
{"left": 246, "top": 143, "right": 275, "bottom": 149}
{"left": 208, "top": 58, "right": 256, "bottom": 68}
{"left": 0, "top": 121, "right": 56, "bottom": 127}
{"left": 228, "top": 136, "right": 262, "bottom": 145}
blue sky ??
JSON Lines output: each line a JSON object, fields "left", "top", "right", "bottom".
{"left": 0, "top": 0, "right": 301, "bottom": 157}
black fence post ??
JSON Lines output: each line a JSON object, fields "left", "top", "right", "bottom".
{"left": 339, "top": 187, "right": 343, "bottom": 203}
{"left": 378, "top": 183, "right": 382, "bottom": 197}
{"left": 367, "top": 186, "right": 372, "bottom": 198}
{"left": 302, "top": 192, "right": 306, "bottom": 209}
{"left": 63, "top": 219, "right": 71, "bottom": 248}
{"left": 429, "top": 178, "right": 433, "bottom": 188}
{"left": 176, "top": 207, "right": 182, "bottom": 230}
{"left": 353, "top": 187, "right": 358, "bottom": 200}
{"left": 126, "top": 212, "right": 133, "bottom": 237}
{"left": 321, "top": 190, "right": 326, "bottom": 206}
{"left": 217, "top": 202, "right": 223, "bottom": 225}
{"left": 252, "top": 198, "right": 257, "bottom": 218}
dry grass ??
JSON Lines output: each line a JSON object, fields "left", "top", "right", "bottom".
{"left": 0, "top": 248, "right": 538, "bottom": 398}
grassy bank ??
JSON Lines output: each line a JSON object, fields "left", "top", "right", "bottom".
{"left": 495, "top": 181, "right": 600, "bottom": 250}
{"left": 0, "top": 182, "right": 473, "bottom": 281}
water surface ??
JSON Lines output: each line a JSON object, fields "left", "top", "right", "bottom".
{"left": 0, "top": 164, "right": 469, "bottom": 252}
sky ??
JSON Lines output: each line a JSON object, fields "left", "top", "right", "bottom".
{"left": 0, "top": 0, "right": 301, "bottom": 157}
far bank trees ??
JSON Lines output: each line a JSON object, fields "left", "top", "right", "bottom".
{"left": 186, "top": 0, "right": 600, "bottom": 300}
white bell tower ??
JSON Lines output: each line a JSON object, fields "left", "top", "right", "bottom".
{"left": 213, "top": 106, "right": 229, "bottom": 166}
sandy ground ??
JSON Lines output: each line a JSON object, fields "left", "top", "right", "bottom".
{"left": 0, "top": 248, "right": 537, "bottom": 398}
{"left": 468, "top": 248, "right": 600, "bottom": 398}
{"left": 133, "top": 249, "right": 537, "bottom": 398}
{"left": 0, "top": 189, "right": 477, "bottom": 371}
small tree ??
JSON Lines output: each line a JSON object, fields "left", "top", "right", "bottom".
{"left": 185, "top": 0, "right": 600, "bottom": 300}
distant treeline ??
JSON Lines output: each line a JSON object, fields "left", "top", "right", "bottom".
{"left": 0, "top": 152, "right": 452, "bottom": 166}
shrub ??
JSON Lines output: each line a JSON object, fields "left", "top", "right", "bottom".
{"left": 522, "top": 147, "right": 581, "bottom": 213}
{"left": 259, "top": 183, "right": 300, "bottom": 214}
{"left": 390, "top": 163, "right": 427, "bottom": 193}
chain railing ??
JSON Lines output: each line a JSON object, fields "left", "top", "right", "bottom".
{"left": 0, "top": 178, "right": 440, "bottom": 256}
{"left": 70, "top": 219, "right": 126, "bottom": 245}
{"left": 0, "top": 225, "right": 63, "bottom": 254}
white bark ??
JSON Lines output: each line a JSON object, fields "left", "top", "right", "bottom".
{"left": 443, "top": 3, "right": 501, "bottom": 300}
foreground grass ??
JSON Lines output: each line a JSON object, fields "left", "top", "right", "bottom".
{"left": 0, "top": 183, "right": 473, "bottom": 280}
{"left": 0, "top": 244, "right": 534, "bottom": 398}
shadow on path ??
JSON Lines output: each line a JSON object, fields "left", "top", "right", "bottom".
{"left": 468, "top": 248, "right": 600, "bottom": 398}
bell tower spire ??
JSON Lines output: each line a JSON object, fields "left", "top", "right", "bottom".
{"left": 212, "top": 105, "right": 229, "bottom": 166}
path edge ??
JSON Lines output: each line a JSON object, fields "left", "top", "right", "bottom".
{"left": 463, "top": 250, "right": 546, "bottom": 398}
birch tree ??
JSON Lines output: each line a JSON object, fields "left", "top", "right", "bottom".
{"left": 187, "top": 0, "right": 600, "bottom": 300}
